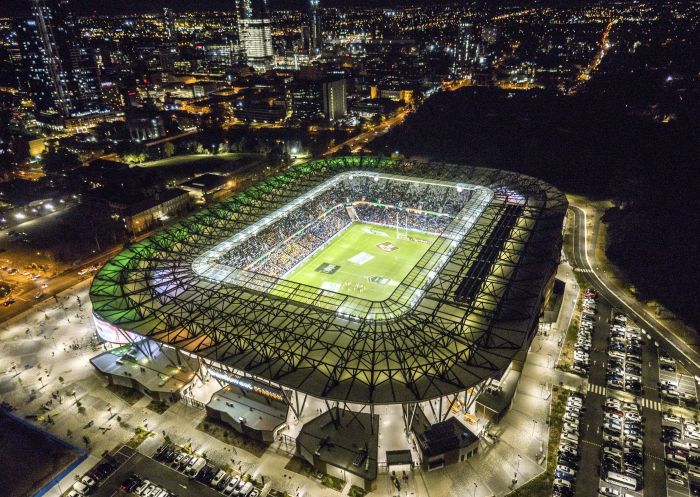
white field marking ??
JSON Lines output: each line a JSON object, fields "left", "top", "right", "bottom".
{"left": 321, "top": 282, "right": 341, "bottom": 292}
{"left": 348, "top": 252, "right": 374, "bottom": 265}
{"left": 361, "top": 227, "right": 389, "bottom": 237}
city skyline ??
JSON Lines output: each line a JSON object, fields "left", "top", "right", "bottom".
{"left": 0, "top": 0, "right": 475, "bottom": 16}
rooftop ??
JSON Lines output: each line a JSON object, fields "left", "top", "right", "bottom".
{"left": 90, "top": 342, "right": 199, "bottom": 394}
{"left": 297, "top": 409, "right": 379, "bottom": 481}
{"left": 206, "top": 385, "right": 288, "bottom": 433}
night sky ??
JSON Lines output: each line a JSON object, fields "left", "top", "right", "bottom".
{"left": 0, "top": 0, "right": 465, "bottom": 17}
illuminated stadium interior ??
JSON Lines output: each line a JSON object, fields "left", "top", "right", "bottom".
{"left": 192, "top": 172, "right": 493, "bottom": 319}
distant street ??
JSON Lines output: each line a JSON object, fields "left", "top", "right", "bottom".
{"left": 324, "top": 109, "right": 411, "bottom": 156}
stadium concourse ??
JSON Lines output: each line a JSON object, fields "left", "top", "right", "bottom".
{"left": 88, "top": 156, "right": 567, "bottom": 489}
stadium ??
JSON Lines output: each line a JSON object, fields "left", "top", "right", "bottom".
{"left": 89, "top": 156, "right": 566, "bottom": 486}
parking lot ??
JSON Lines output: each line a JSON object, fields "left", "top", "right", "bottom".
{"left": 90, "top": 446, "right": 226, "bottom": 497}
{"left": 662, "top": 412, "right": 700, "bottom": 497}
{"left": 605, "top": 312, "right": 644, "bottom": 398}
{"left": 597, "top": 396, "right": 645, "bottom": 497}
{"left": 572, "top": 291, "right": 668, "bottom": 497}
{"left": 658, "top": 350, "right": 698, "bottom": 409}
{"left": 553, "top": 392, "right": 586, "bottom": 497}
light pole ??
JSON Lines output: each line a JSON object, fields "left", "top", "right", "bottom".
{"left": 472, "top": 482, "right": 478, "bottom": 497}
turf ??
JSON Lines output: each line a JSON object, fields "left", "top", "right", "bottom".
{"left": 283, "top": 222, "right": 437, "bottom": 302}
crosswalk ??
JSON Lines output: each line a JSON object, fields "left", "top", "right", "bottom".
{"left": 588, "top": 383, "right": 607, "bottom": 395}
{"left": 586, "top": 383, "right": 664, "bottom": 411}
{"left": 573, "top": 267, "right": 594, "bottom": 273}
{"left": 640, "top": 397, "right": 663, "bottom": 411}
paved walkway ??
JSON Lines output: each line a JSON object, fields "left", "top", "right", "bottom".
{"left": 1, "top": 259, "right": 579, "bottom": 497}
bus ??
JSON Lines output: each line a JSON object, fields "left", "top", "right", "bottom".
{"left": 604, "top": 471, "right": 639, "bottom": 491}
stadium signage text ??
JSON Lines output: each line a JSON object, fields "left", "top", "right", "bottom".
{"left": 209, "top": 368, "right": 285, "bottom": 402}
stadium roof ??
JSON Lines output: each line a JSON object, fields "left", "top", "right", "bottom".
{"left": 90, "top": 156, "right": 567, "bottom": 405}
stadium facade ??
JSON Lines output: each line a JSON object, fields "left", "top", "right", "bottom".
{"left": 90, "top": 156, "right": 566, "bottom": 486}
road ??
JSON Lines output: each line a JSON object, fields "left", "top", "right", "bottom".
{"left": 323, "top": 109, "right": 410, "bottom": 156}
{"left": 570, "top": 205, "right": 700, "bottom": 378}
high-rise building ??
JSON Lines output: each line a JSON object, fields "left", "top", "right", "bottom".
{"left": 455, "top": 22, "right": 474, "bottom": 69}
{"left": 16, "top": 0, "right": 100, "bottom": 121}
{"left": 237, "top": 0, "right": 273, "bottom": 72}
{"left": 322, "top": 78, "right": 346, "bottom": 121}
{"left": 291, "top": 79, "right": 323, "bottom": 121}
{"left": 162, "top": 8, "right": 176, "bottom": 41}
{"left": 309, "top": 0, "right": 322, "bottom": 56}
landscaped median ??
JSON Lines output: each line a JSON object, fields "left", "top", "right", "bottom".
{"left": 556, "top": 288, "right": 583, "bottom": 373}
{"left": 505, "top": 385, "right": 571, "bottom": 497}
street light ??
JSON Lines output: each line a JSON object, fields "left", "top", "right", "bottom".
{"left": 472, "top": 482, "right": 478, "bottom": 497}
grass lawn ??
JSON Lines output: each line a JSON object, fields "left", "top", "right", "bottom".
{"left": 141, "top": 153, "right": 260, "bottom": 171}
{"left": 138, "top": 153, "right": 263, "bottom": 185}
{"left": 196, "top": 417, "right": 269, "bottom": 457}
{"left": 127, "top": 426, "right": 154, "bottom": 449}
{"left": 106, "top": 384, "right": 144, "bottom": 406}
{"left": 146, "top": 400, "right": 170, "bottom": 414}
{"left": 282, "top": 222, "right": 437, "bottom": 302}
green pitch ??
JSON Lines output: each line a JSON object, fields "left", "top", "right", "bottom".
{"left": 282, "top": 222, "right": 438, "bottom": 302}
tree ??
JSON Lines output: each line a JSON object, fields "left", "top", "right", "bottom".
{"left": 42, "top": 149, "right": 81, "bottom": 175}
{"left": 116, "top": 141, "right": 149, "bottom": 164}
{"left": 163, "top": 142, "right": 175, "bottom": 158}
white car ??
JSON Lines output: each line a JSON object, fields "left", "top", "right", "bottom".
{"left": 686, "top": 430, "right": 700, "bottom": 442}
{"left": 559, "top": 444, "right": 578, "bottom": 457}
{"left": 72, "top": 482, "right": 90, "bottom": 495}
{"left": 224, "top": 477, "right": 240, "bottom": 495}
{"left": 564, "top": 421, "right": 580, "bottom": 432}
{"left": 599, "top": 487, "right": 619, "bottom": 497}
{"left": 80, "top": 475, "right": 96, "bottom": 488}
{"left": 212, "top": 470, "right": 227, "bottom": 487}
{"left": 556, "top": 464, "right": 576, "bottom": 476}
{"left": 625, "top": 412, "right": 642, "bottom": 422}
{"left": 668, "top": 474, "right": 687, "bottom": 486}
{"left": 134, "top": 481, "right": 150, "bottom": 495}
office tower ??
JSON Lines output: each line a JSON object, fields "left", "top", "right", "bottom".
{"left": 291, "top": 79, "right": 322, "bottom": 121}
{"left": 237, "top": 0, "right": 273, "bottom": 72}
{"left": 162, "top": 8, "right": 176, "bottom": 41}
{"left": 16, "top": 0, "right": 100, "bottom": 121}
{"left": 309, "top": 0, "right": 322, "bottom": 55}
{"left": 322, "top": 78, "right": 346, "bottom": 121}
{"left": 455, "top": 22, "right": 474, "bottom": 66}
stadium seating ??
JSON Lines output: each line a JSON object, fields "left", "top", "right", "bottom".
{"left": 216, "top": 175, "right": 473, "bottom": 278}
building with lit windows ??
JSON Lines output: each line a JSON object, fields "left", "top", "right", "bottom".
{"left": 322, "top": 77, "right": 347, "bottom": 121}
{"left": 237, "top": 0, "right": 273, "bottom": 72}
{"left": 16, "top": 0, "right": 101, "bottom": 124}
{"left": 309, "top": 0, "right": 322, "bottom": 55}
